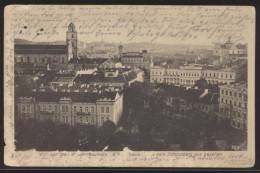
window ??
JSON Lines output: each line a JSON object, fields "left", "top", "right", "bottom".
{"left": 63, "top": 116, "right": 65, "bottom": 122}
{"left": 234, "top": 92, "right": 237, "bottom": 97}
{"left": 230, "top": 100, "right": 232, "bottom": 105}
{"left": 43, "top": 105, "right": 46, "bottom": 111}
{"left": 49, "top": 105, "right": 52, "bottom": 111}
{"left": 73, "top": 106, "right": 76, "bottom": 112}
{"left": 74, "top": 116, "right": 76, "bottom": 123}
{"left": 27, "top": 105, "right": 30, "bottom": 112}
{"left": 62, "top": 106, "right": 65, "bottom": 112}
{"left": 91, "top": 107, "right": 94, "bottom": 113}
{"left": 239, "top": 93, "right": 242, "bottom": 98}
{"left": 92, "top": 117, "right": 95, "bottom": 123}
{"left": 86, "top": 117, "right": 88, "bottom": 123}
{"left": 230, "top": 91, "right": 232, "bottom": 96}
{"left": 106, "top": 117, "right": 109, "bottom": 121}
{"left": 66, "top": 116, "right": 68, "bottom": 123}
{"left": 245, "top": 103, "right": 247, "bottom": 109}
{"left": 71, "top": 34, "right": 74, "bottom": 38}
{"left": 85, "top": 107, "right": 88, "bottom": 112}
{"left": 222, "top": 89, "right": 224, "bottom": 94}
{"left": 234, "top": 101, "right": 236, "bottom": 106}
{"left": 22, "top": 105, "right": 26, "bottom": 111}
{"left": 221, "top": 98, "right": 223, "bottom": 103}
{"left": 79, "top": 106, "right": 82, "bottom": 112}
{"left": 230, "top": 74, "right": 233, "bottom": 78}
{"left": 66, "top": 106, "right": 69, "bottom": 112}
{"left": 101, "top": 107, "right": 104, "bottom": 113}
{"left": 80, "top": 117, "right": 82, "bottom": 123}
{"left": 226, "top": 91, "right": 228, "bottom": 95}
{"left": 55, "top": 106, "right": 58, "bottom": 112}
{"left": 106, "top": 107, "right": 109, "bottom": 113}
{"left": 239, "top": 102, "right": 241, "bottom": 107}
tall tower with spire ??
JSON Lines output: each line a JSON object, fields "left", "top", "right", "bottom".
{"left": 66, "top": 22, "right": 78, "bottom": 60}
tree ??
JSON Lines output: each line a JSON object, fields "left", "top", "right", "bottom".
{"left": 97, "top": 121, "right": 117, "bottom": 149}
{"left": 194, "top": 78, "right": 207, "bottom": 89}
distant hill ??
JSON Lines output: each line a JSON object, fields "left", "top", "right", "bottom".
{"left": 14, "top": 39, "right": 66, "bottom": 45}
{"left": 14, "top": 39, "right": 213, "bottom": 54}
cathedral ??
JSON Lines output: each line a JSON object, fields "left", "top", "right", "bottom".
{"left": 14, "top": 22, "right": 78, "bottom": 64}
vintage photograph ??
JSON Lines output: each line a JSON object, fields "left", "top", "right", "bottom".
{"left": 4, "top": 5, "right": 255, "bottom": 167}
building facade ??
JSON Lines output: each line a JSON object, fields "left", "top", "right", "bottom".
{"left": 16, "top": 92, "right": 123, "bottom": 127}
{"left": 219, "top": 83, "right": 248, "bottom": 131}
{"left": 150, "top": 65, "right": 238, "bottom": 86}
{"left": 120, "top": 49, "right": 151, "bottom": 69}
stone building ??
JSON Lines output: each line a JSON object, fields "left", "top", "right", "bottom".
{"left": 150, "top": 65, "right": 238, "bottom": 86}
{"left": 119, "top": 46, "right": 151, "bottom": 69}
{"left": 219, "top": 83, "right": 248, "bottom": 131}
{"left": 16, "top": 92, "right": 123, "bottom": 127}
{"left": 14, "top": 22, "right": 78, "bottom": 64}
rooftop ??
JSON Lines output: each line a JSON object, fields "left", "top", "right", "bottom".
{"left": 14, "top": 44, "right": 68, "bottom": 54}
{"left": 17, "top": 92, "right": 120, "bottom": 103}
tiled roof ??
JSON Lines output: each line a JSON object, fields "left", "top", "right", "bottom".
{"left": 161, "top": 85, "right": 219, "bottom": 104}
{"left": 123, "top": 71, "right": 138, "bottom": 82}
{"left": 91, "top": 74, "right": 126, "bottom": 84}
{"left": 18, "top": 92, "right": 119, "bottom": 103}
{"left": 14, "top": 44, "right": 68, "bottom": 54}
{"left": 74, "top": 74, "right": 94, "bottom": 84}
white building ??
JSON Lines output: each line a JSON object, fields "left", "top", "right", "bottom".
{"left": 150, "top": 65, "right": 238, "bottom": 86}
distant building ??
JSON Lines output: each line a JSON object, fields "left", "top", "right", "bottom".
{"left": 219, "top": 83, "right": 248, "bottom": 131}
{"left": 120, "top": 47, "right": 151, "bottom": 69}
{"left": 16, "top": 92, "right": 123, "bottom": 127}
{"left": 14, "top": 22, "right": 78, "bottom": 64}
{"left": 150, "top": 64, "right": 239, "bottom": 86}
{"left": 213, "top": 37, "right": 247, "bottom": 57}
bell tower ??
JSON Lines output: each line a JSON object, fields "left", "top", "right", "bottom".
{"left": 66, "top": 22, "right": 78, "bottom": 59}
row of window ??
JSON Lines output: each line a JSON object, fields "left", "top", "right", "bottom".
{"left": 215, "top": 50, "right": 247, "bottom": 54}
{"left": 23, "top": 105, "right": 111, "bottom": 114}
{"left": 122, "top": 58, "right": 144, "bottom": 63}
{"left": 151, "top": 70, "right": 234, "bottom": 79}
{"left": 15, "top": 56, "right": 66, "bottom": 63}
{"left": 220, "top": 98, "right": 247, "bottom": 108}
{"left": 221, "top": 89, "right": 247, "bottom": 101}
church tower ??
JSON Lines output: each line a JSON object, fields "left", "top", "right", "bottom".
{"left": 66, "top": 22, "right": 78, "bottom": 60}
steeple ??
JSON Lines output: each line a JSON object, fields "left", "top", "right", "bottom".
{"left": 66, "top": 22, "right": 78, "bottom": 59}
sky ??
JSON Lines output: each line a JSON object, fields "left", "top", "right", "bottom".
{"left": 8, "top": 5, "right": 254, "bottom": 46}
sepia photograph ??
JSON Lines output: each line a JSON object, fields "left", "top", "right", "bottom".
{"left": 4, "top": 5, "right": 255, "bottom": 167}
